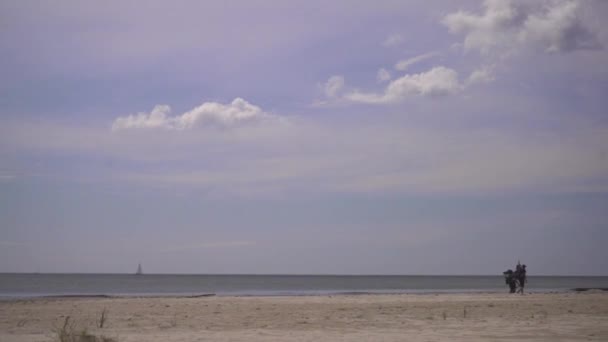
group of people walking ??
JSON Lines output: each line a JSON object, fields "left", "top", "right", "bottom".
{"left": 503, "top": 262, "right": 527, "bottom": 294}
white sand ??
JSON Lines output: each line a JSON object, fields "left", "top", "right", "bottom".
{"left": 1, "top": 292, "right": 607, "bottom": 341}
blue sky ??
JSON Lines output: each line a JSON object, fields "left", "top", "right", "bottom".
{"left": 1, "top": 0, "right": 607, "bottom": 275}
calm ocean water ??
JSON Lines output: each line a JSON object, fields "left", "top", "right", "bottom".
{"left": 1, "top": 274, "right": 607, "bottom": 298}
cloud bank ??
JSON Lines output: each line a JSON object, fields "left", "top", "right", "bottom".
{"left": 112, "top": 98, "right": 273, "bottom": 131}
{"left": 318, "top": 0, "right": 604, "bottom": 107}
{"left": 442, "top": 0, "right": 602, "bottom": 54}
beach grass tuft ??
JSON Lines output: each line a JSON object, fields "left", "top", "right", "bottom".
{"left": 97, "top": 309, "right": 107, "bottom": 329}
{"left": 53, "top": 315, "right": 117, "bottom": 342}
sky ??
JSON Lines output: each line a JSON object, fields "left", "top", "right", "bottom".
{"left": 1, "top": 0, "right": 607, "bottom": 275}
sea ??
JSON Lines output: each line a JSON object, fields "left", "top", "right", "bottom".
{"left": 1, "top": 274, "right": 608, "bottom": 299}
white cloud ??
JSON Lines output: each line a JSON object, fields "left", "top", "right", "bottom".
{"left": 323, "top": 75, "right": 345, "bottom": 98}
{"left": 442, "top": 0, "right": 524, "bottom": 54}
{"left": 346, "top": 66, "right": 461, "bottom": 104}
{"left": 521, "top": 1, "right": 602, "bottom": 53}
{"left": 382, "top": 33, "right": 404, "bottom": 47}
{"left": 394, "top": 52, "right": 438, "bottom": 71}
{"left": 376, "top": 68, "right": 391, "bottom": 83}
{"left": 442, "top": 0, "right": 601, "bottom": 54}
{"left": 112, "top": 98, "right": 273, "bottom": 131}
{"left": 466, "top": 65, "right": 496, "bottom": 85}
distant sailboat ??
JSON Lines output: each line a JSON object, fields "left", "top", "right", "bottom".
{"left": 136, "top": 263, "right": 143, "bottom": 275}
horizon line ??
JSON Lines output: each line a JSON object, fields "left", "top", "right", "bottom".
{"left": 1, "top": 272, "right": 607, "bottom": 277}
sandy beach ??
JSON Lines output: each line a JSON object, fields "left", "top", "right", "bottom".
{"left": 1, "top": 292, "right": 607, "bottom": 341}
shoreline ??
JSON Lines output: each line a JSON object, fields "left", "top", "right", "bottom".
{"left": 3, "top": 287, "right": 607, "bottom": 301}
{"left": 0, "top": 288, "right": 588, "bottom": 302}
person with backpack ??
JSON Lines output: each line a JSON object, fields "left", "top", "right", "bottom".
{"left": 503, "top": 269, "right": 517, "bottom": 293}
{"left": 517, "top": 264, "right": 527, "bottom": 294}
